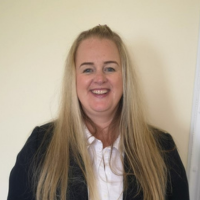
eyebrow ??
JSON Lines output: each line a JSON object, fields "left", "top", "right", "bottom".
{"left": 79, "top": 62, "right": 94, "bottom": 67}
{"left": 104, "top": 61, "right": 119, "bottom": 66}
{"left": 79, "top": 61, "right": 119, "bottom": 68}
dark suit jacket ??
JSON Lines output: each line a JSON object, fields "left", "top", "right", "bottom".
{"left": 7, "top": 123, "right": 189, "bottom": 200}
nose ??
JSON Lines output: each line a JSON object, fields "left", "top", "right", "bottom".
{"left": 94, "top": 71, "right": 107, "bottom": 84}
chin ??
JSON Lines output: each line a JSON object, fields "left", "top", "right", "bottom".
{"left": 92, "top": 107, "right": 114, "bottom": 114}
{"left": 91, "top": 105, "right": 110, "bottom": 112}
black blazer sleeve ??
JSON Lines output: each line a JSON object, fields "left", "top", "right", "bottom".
{"left": 7, "top": 124, "right": 52, "bottom": 200}
{"left": 123, "top": 130, "right": 190, "bottom": 200}
{"left": 163, "top": 133, "right": 190, "bottom": 200}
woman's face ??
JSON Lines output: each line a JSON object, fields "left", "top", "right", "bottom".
{"left": 75, "top": 37, "right": 123, "bottom": 120}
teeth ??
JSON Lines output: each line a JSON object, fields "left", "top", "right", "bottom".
{"left": 92, "top": 90, "right": 108, "bottom": 94}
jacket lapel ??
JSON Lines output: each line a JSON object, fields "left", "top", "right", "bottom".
{"left": 67, "top": 155, "right": 88, "bottom": 200}
{"left": 123, "top": 155, "right": 143, "bottom": 200}
{"left": 67, "top": 155, "right": 142, "bottom": 200}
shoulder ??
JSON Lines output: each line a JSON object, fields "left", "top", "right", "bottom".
{"left": 15, "top": 122, "right": 55, "bottom": 166}
{"left": 7, "top": 122, "right": 55, "bottom": 200}
{"left": 150, "top": 126, "right": 176, "bottom": 151}
{"left": 31, "top": 122, "right": 54, "bottom": 139}
{"left": 26, "top": 122, "right": 54, "bottom": 146}
{"left": 150, "top": 126, "right": 185, "bottom": 177}
{"left": 150, "top": 126, "right": 189, "bottom": 199}
{"left": 150, "top": 127, "right": 182, "bottom": 168}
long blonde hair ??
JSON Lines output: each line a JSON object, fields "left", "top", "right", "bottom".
{"left": 35, "top": 25, "right": 167, "bottom": 200}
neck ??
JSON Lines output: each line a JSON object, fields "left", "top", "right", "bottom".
{"left": 85, "top": 113, "right": 119, "bottom": 148}
{"left": 82, "top": 105, "right": 121, "bottom": 147}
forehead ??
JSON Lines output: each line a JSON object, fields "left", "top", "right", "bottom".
{"left": 75, "top": 37, "right": 120, "bottom": 63}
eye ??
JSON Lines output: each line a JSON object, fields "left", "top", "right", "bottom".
{"left": 83, "top": 68, "right": 93, "bottom": 73}
{"left": 104, "top": 67, "right": 115, "bottom": 72}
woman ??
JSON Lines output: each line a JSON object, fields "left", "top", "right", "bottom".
{"left": 8, "top": 25, "right": 189, "bottom": 200}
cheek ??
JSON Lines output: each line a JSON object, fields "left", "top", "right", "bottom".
{"left": 76, "top": 75, "right": 83, "bottom": 98}
{"left": 76, "top": 75, "right": 91, "bottom": 97}
{"left": 113, "top": 75, "right": 123, "bottom": 91}
{"left": 76, "top": 77, "right": 82, "bottom": 90}
{"left": 77, "top": 76, "right": 87, "bottom": 87}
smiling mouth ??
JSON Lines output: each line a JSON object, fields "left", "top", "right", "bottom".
{"left": 91, "top": 89, "right": 109, "bottom": 94}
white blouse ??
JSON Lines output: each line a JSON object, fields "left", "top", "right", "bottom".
{"left": 86, "top": 128, "right": 123, "bottom": 200}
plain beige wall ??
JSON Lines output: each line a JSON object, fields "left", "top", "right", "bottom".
{"left": 1, "top": 0, "right": 199, "bottom": 199}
